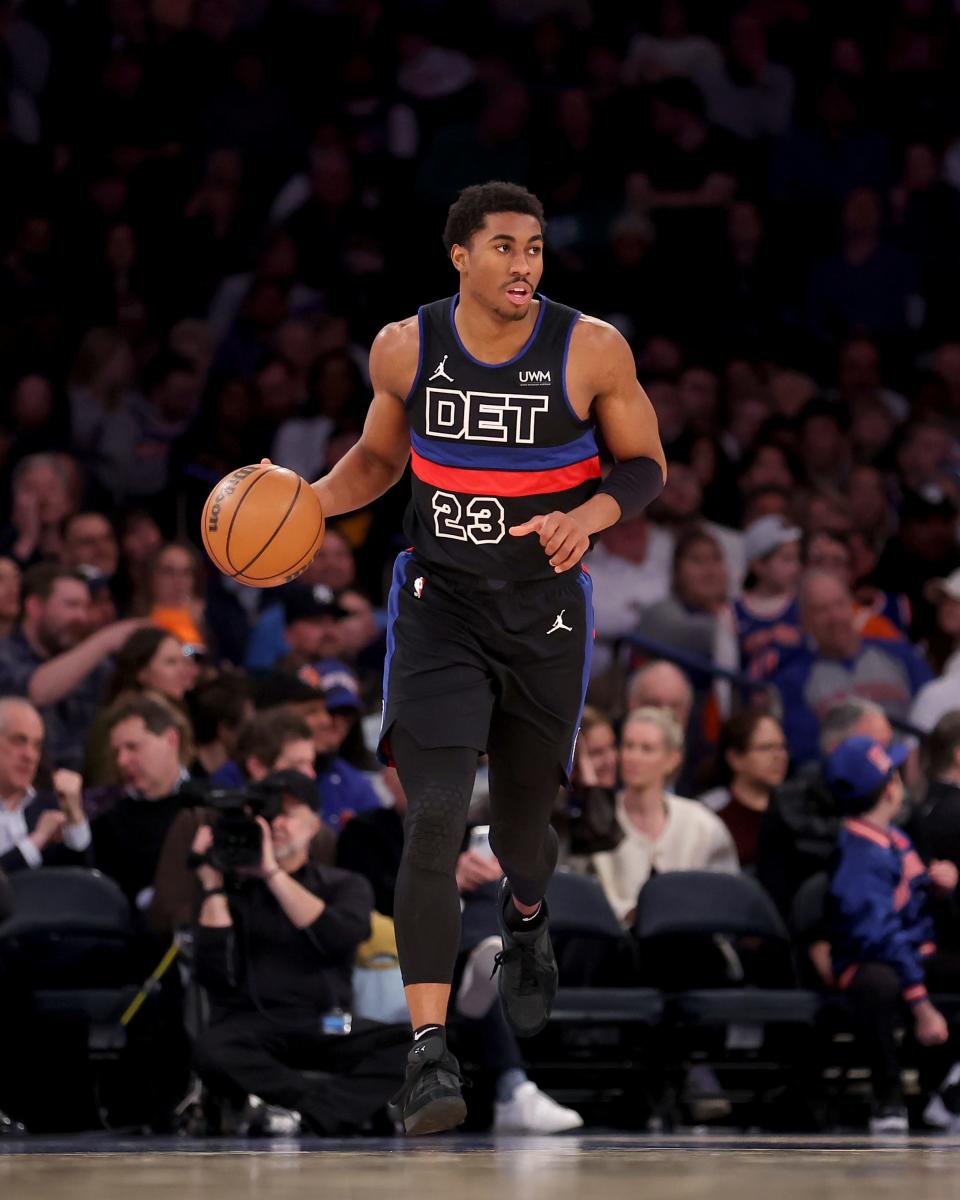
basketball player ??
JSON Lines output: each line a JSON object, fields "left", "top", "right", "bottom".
{"left": 271, "top": 182, "right": 666, "bottom": 1134}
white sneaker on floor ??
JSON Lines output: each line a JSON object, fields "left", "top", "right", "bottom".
{"left": 925, "top": 1061, "right": 960, "bottom": 1131}
{"left": 493, "top": 1081, "right": 584, "bottom": 1134}
{"left": 242, "top": 1095, "right": 302, "bottom": 1137}
{"left": 456, "top": 935, "right": 502, "bottom": 1019}
{"left": 869, "top": 1106, "right": 909, "bottom": 1135}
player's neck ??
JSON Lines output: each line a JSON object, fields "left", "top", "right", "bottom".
{"left": 454, "top": 290, "right": 539, "bottom": 364}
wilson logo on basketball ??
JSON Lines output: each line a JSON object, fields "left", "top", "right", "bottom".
{"left": 206, "top": 466, "right": 257, "bottom": 532}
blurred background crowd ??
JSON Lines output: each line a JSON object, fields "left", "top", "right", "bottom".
{"left": 4, "top": 0, "right": 960, "bottom": 1139}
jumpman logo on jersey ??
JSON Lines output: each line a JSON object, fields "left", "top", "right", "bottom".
{"left": 547, "top": 609, "right": 573, "bottom": 635}
{"left": 429, "top": 354, "right": 454, "bottom": 382}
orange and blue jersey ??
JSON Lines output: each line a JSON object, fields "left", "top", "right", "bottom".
{"left": 734, "top": 593, "right": 802, "bottom": 663}
{"left": 828, "top": 818, "right": 936, "bottom": 1005}
{"left": 749, "top": 636, "right": 932, "bottom": 764}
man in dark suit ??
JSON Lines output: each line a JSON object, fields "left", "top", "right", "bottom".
{"left": 0, "top": 695, "right": 91, "bottom": 874}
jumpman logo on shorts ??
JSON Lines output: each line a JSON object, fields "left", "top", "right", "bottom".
{"left": 547, "top": 609, "right": 573, "bottom": 635}
{"left": 429, "top": 355, "right": 454, "bottom": 382}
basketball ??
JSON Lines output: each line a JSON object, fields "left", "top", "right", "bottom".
{"left": 200, "top": 463, "right": 325, "bottom": 588}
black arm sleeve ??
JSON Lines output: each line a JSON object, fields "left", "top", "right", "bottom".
{"left": 596, "top": 457, "right": 665, "bottom": 522}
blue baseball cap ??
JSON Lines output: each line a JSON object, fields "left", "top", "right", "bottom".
{"left": 311, "top": 658, "right": 362, "bottom": 713}
{"left": 824, "top": 736, "right": 908, "bottom": 814}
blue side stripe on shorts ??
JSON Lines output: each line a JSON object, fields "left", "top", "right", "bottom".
{"left": 378, "top": 549, "right": 414, "bottom": 756}
{"left": 567, "top": 568, "right": 595, "bottom": 778}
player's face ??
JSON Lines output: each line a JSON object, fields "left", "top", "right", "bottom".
{"left": 454, "top": 212, "right": 544, "bottom": 323}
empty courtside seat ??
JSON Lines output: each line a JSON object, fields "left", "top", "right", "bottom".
{"left": 520, "top": 871, "right": 665, "bottom": 1127}
{"left": 0, "top": 866, "right": 137, "bottom": 1000}
{"left": 632, "top": 871, "right": 820, "bottom": 1126}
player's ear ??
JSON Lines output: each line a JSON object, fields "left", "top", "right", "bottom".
{"left": 451, "top": 243, "right": 468, "bottom": 274}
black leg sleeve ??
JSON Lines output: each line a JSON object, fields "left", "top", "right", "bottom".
{"left": 391, "top": 724, "right": 478, "bottom": 986}
{"left": 486, "top": 714, "right": 562, "bottom": 907}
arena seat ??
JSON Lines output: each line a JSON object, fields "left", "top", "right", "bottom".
{"left": 1, "top": 866, "right": 138, "bottom": 991}
{"left": 0, "top": 868, "right": 152, "bottom": 1130}
{"left": 632, "top": 871, "right": 821, "bottom": 1127}
{"left": 520, "top": 870, "right": 665, "bottom": 1127}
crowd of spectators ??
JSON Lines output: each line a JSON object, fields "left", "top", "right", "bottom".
{"left": 4, "top": 0, "right": 960, "bottom": 1137}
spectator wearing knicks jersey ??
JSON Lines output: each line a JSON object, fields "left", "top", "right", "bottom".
{"left": 751, "top": 570, "right": 931, "bottom": 765}
{"left": 825, "top": 736, "right": 960, "bottom": 1129}
{"left": 734, "top": 515, "right": 802, "bottom": 666}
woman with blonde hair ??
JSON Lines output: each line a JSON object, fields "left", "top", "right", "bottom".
{"left": 582, "top": 706, "right": 739, "bottom": 926}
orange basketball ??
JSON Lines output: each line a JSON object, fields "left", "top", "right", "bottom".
{"left": 201, "top": 464, "right": 325, "bottom": 588}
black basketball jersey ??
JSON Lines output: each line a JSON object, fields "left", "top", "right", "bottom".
{"left": 403, "top": 294, "right": 600, "bottom": 581}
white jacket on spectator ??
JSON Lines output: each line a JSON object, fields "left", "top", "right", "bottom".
{"left": 584, "top": 793, "right": 740, "bottom": 924}
{"left": 909, "top": 650, "right": 960, "bottom": 734}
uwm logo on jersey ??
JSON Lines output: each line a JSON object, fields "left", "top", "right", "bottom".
{"left": 425, "top": 386, "right": 549, "bottom": 444}
{"left": 519, "top": 369, "right": 551, "bottom": 385}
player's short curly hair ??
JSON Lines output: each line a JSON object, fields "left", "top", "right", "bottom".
{"left": 442, "top": 181, "right": 545, "bottom": 252}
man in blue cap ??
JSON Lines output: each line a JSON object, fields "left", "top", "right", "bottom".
{"left": 826, "top": 735, "right": 960, "bottom": 1132}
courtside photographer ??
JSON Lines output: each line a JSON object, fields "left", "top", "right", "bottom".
{"left": 189, "top": 770, "right": 407, "bottom": 1136}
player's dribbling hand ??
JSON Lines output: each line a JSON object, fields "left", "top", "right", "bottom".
{"left": 509, "top": 511, "right": 589, "bottom": 573}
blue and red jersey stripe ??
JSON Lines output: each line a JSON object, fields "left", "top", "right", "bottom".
{"left": 409, "top": 429, "right": 600, "bottom": 498}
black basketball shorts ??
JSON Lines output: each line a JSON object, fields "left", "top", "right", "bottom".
{"left": 378, "top": 550, "right": 594, "bottom": 782}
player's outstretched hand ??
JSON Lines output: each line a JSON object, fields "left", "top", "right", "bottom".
{"left": 509, "top": 511, "right": 589, "bottom": 573}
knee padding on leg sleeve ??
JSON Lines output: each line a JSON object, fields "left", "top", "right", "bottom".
{"left": 403, "top": 783, "right": 473, "bottom": 873}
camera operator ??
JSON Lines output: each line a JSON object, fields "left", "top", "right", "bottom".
{"left": 150, "top": 709, "right": 334, "bottom": 935}
{"left": 190, "top": 772, "right": 408, "bottom": 1136}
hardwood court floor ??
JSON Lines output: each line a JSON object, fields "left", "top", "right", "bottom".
{"left": 4, "top": 1133, "right": 960, "bottom": 1200}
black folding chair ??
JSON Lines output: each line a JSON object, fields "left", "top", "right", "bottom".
{"left": 633, "top": 871, "right": 821, "bottom": 1128}
{"left": 0, "top": 868, "right": 146, "bottom": 1130}
{"left": 519, "top": 870, "right": 665, "bottom": 1127}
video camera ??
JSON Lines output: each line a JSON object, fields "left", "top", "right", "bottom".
{"left": 181, "top": 778, "right": 286, "bottom": 874}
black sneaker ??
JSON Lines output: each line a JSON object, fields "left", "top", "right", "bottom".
{"left": 492, "top": 878, "right": 558, "bottom": 1038}
{"left": 387, "top": 1036, "right": 467, "bottom": 1136}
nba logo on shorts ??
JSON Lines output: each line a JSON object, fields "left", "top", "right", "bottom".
{"left": 414, "top": 576, "right": 424, "bottom": 599}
